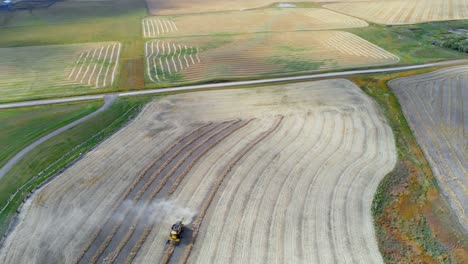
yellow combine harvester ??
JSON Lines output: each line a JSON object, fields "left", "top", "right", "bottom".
{"left": 167, "top": 220, "right": 185, "bottom": 245}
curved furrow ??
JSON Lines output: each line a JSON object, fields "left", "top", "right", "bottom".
{"left": 248, "top": 113, "right": 324, "bottom": 264}
{"left": 184, "top": 119, "right": 283, "bottom": 263}
{"left": 223, "top": 117, "right": 304, "bottom": 263}
{"left": 267, "top": 112, "right": 335, "bottom": 264}
{"left": 307, "top": 114, "right": 349, "bottom": 264}
{"left": 231, "top": 116, "right": 306, "bottom": 263}
{"left": 178, "top": 116, "right": 284, "bottom": 264}
{"left": 135, "top": 120, "right": 265, "bottom": 264}
{"left": 202, "top": 119, "right": 292, "bottom": 263}
{"left": 113, "top": 119, "right": 254, "bottom": 264}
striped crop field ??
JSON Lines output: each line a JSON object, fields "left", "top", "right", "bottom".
{"left": 0, "top": 42, "right": 121, "bottom": 103}
{"left": 0, "top": 79, "right": 396, "bottom": 264}
{"left": 142, "top": 18, "right": 178, "bottom": 38}
{"left": 325, "top": 0, "right": 468, "bottom": 25}
{"left": 68, "top": 42, "right": 121, "bottom": 89}
{"left": 141, "top": 8, "right": 367, "bottom": 38}
{"left": 145, "top": 40, "right": 201, "bottom": 83}
{"left": 144, "top": 31, "right": 399, "bottom": 84}
{"left": 389, "top": 66, "right": 468, "bottom": 230}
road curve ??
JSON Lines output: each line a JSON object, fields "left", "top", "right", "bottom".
{"left": 0, "top": 95, "right": 117, "bottom": 179}
{"left": 0, "top": 59, "right": 467, "bottom": 110}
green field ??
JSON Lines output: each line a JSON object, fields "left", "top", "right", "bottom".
{"left": 0, "top": 97, "right": 149, "bottom": 237}
{"left": 0, "top": 101, "right": 102, "bottom": 168}
{"left": 346, "top": 21, "right": 468, "bottom": 64}
{"left": 0, "top": 42, "right": 123, "bottom": 103}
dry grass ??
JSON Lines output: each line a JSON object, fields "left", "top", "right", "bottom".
{"left": 325, "top": 0, "right": 468, "bottom": 25}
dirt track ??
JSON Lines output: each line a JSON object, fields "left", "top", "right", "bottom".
{"left": 389, "top": 66, "right": 468, "bottom": 230}
{"left": 0, "top": 79, "right": 396, "bottom": 264}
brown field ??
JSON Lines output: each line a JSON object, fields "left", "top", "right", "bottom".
{"left": 144, "top": 31, "right": 399, "bottom": 84}
{"left": 0, "top": 42, "right": 121, "bottom": 103}
{"left": 141, "top": 8, "right": 367, "bottom": 38}
{"left": 325, "top": 0, "right": 468, "bottom": 25}
{"left": 0, "top": 79, "right": 396, "bottom": 264}
{"left": 389, "top": 66, "right": 468, "bottom": 230}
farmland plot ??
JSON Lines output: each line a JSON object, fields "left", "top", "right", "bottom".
{"left": 145, "top": 0, "right": 368, "bottom": 15}
{"left": 145, "top": 0, "right": 302, "bottom": 15}
{"left": 145, "top": 31, "right": 399, "bottom": 84}
{"left": 0, "top": 42, "right": 121, "bottom": 103}
{"left": 141, "top": 8, "right": 367, "bottom": 38}
{"left": 0, "top": 79, "right": 396, "bottom": 264}
{"left": 325, "top": 0, "right": 468, "bottom": 25}
{"left": 389, "top": 66, "right": 468, "bottom": 230}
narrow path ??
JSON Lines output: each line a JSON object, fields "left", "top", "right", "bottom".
{"left": 0, "top": 95, "right": 117, "bottom": 179}
{"left": 0, "top": 59, "right": 467, "bottom": 110}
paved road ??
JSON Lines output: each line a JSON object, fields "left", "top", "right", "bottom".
{"left": 0, "top": 95, "right": 117, "bottom": 179}
{"left": 1, "top": 59, "right": 467, "bottom": 110}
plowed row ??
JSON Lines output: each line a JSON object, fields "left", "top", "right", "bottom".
{"left": 145, "top": 40, "right": 200, "bottom": 82}
{"left": 325, "top": 0, "right": 468, "bottom": 25}
{"left": 141, "top": 8, "right": 367, "bottom": 38}
{"left": 389, "top": 66, "right": 468, "bottom": 230}
{"left": 145, "top": 31, "right": 399, "bottom": 84}
{"left": 0, "top": 42, "right": 121, "bottom": 103}
{"left": 142, "top": 18, "right": 178, "bottom": 38}
{"left": 0, "top": 79, "right": 396, "bottom": 264}
{"left": 68, "top": 42, "right": 121, "bottom": 88}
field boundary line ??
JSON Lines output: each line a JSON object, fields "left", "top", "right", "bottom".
{"left": 1, "top": 60, "right": 467, "bottom": 109}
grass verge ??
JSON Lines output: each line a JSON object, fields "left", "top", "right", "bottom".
{"left": 350, "top": 69, "right": 467, "bottom": 263}
{"left": 0, "top": 101, "right": 102, "bottom": 168}
{"left": 0, "top": 96, "right": 151, "bottom": 239}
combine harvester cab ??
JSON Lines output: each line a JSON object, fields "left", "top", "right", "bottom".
{"left": 167, "top": 220, "right": 185, "bottom": 245}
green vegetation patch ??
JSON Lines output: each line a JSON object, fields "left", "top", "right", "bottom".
{"left": 0, "top": 97, "right": 150, "bottom": 237}
{"left": 347, "top": 21, "right": 467, "bottom": 64}
{"left": 0, "top": 0, "right": 147, "bottom": 47}
{"left": 267, "top": 56, "right": 325, "bottom": 72}
{"left": 0, "top": 101, "right": 102, "bottom": 168}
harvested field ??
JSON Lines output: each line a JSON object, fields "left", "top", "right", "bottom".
{"left": 145, "top": 0, "right": 309, "bottom": 15}
{"left": 325, "top": 0, "right": 468, "bottom": 25}
{"left": 0, "top": 79, "right": 396, "bottom": 264}
{"left": 141, "top": 8, "right": 367, "bottom": 38}
{"left": 0, "top": 42, "right": 121, "bottom": 103}
{"left": 389, "top": 66, "right": 468, "bottom": 230}
{"left": 145, "top": 31, "right": 399, "bottom": 84}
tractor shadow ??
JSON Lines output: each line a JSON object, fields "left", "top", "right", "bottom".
{"left": 179, "top": 225, "right": 193, "bottom": 246}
